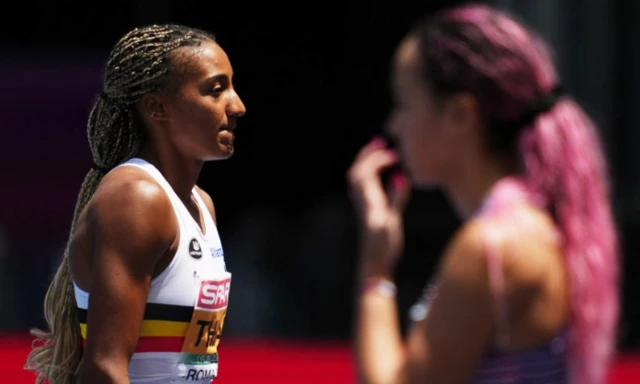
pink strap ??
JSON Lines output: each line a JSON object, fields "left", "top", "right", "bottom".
{"left": 482, "top": 226, "right": 510, "bottom": 348}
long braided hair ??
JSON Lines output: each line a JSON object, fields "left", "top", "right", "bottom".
{"left": 25, "top": 24, "right": 215, "bottom": 384}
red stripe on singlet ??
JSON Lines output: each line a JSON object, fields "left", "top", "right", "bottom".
{"left": 82, "top": 336, "right": 184, "bottom": 353}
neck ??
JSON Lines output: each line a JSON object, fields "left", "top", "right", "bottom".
{"left": 137, "top": 143, "right": 203, "bottom": 204}
{"left": 444, "top": 155, "right": 515, "bottom": 218}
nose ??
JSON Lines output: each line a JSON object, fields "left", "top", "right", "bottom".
{"left": 227, "top": 90, "right": 246, "bottom": 117}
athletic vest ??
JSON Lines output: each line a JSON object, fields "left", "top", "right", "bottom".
{"left": 73, "top": 157, "right": 231, "bottom": 383}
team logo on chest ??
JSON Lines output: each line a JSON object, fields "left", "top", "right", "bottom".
{"left": 189, "top": 238, "right": 203, "bottom": 259}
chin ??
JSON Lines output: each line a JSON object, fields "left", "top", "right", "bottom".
{"left": 202, "top": 150, "right": 234, "bottom": 162}
{"left": 406, "top": 162, "right": 445, "bottom": 190}
{"left": 222, "top": 145, "right": 234, "bottom": 158}
{"left": 413, "top": 180, "right": 442, "bottom": 190}
{"left": 207, "top": 142, "right": 235, "bottom": 160}
{"left": 410, "top": 172, "right": 442, "bottom": 190}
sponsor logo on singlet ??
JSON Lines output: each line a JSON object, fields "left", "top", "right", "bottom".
{"left": 189, "top": 238, "right": 203, "bottom": 259}
{"left": 211, "top": 247, "right": 224, "bottom": 258}
{"left": 176, "top": 273, "right": 231, "bottom": 381}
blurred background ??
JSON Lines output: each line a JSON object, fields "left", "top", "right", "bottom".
{"left": 1, "top": 0, "right": 639, "bottom": 382}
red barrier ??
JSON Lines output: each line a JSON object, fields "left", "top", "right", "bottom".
{"left": 2, "top": 334, "right": 638, "bottom": 383}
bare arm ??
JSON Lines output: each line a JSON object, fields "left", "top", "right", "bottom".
{"left": 356, "top": 286, "right": 406, "bottom": 384}
{"left": 348, "top": 139, "right": 537, "bottom": 384}
{"left": 348, "top": 138, "right": 412, "bottom": 384}
{"left": 78, "top": 174, "right": 176, "bottom": 383}
{"left": 356, "top": 222, "right": 493, "bottom": 384}
{"left": 400, "top": 222, "right": 494, "bottom": 383}
{"left": 355, "top": 257, "right": 406, "bottom": 384}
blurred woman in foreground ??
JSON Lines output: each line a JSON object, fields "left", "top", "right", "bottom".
{"left": 348, "top": 3, "right": 619, "bottom": 384}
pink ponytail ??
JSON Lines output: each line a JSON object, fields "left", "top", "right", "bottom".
{"left": 520, "top": 98, "right": 619, "bottom": 384}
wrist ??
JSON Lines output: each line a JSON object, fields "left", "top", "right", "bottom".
{"left": 357, "top": 259, "right": 394, "bottom": 281}
{"left": 359, "top": 277, "right": 397, "bottom": 297}
{"left": 357, "top": 240, "right": 401, "bottom": 277}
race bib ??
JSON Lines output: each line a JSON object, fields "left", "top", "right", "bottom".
{"left": 176, "top": 273, "right": 231, "bottom": 382}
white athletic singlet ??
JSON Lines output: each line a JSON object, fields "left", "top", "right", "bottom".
{"left": 73, "top": 158, "right": 231, "bottom": 383}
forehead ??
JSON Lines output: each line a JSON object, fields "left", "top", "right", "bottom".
{"left": 175, "top": 41, "right": 233, "bottom": 80}
{"left": 392, "top": 37, "right": 421, "bottom": 87}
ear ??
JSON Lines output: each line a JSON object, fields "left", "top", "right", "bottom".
{"left": 442, "top": 92, "right": 481, "bottom": 139}
{"left": 141, "top": 93, "right": 171, "bottom": 121}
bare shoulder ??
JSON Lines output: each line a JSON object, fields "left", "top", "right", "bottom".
{"left": 86, "top": 166, "right": 177, "bottom": 256}
{"left": 438, "top": 218, "right": 487, "bottom": 286}
{"left": 438, "top": 202, "right": 563, "bottom": 310}
{"left": 470, "top": 203, "right": 568, "bottom": 340}
{"left": 481, "top": 203, "right": 564, "bottom": 290}
{"left": 194, "top": 185, "right": 217, "bottom": 224}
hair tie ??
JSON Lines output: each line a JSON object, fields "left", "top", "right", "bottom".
{"left": 527, "top": 84, "right": 565, "bottom": 118}
{"left": 494, "top": 84, "right": 566, "bottom": 132}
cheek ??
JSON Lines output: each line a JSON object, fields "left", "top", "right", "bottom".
{"left": 405, "top": 117, "right": 451, "bottom": 181}
{"left": 397, "top": 112, "right": 431, "bottom": 153}
{"left": 182, "top": 103, "right": 223, "bottom": 134}
{"left": 390, "top": 110, "right": 422, "bottom": 144}
{"left": 389, "top": 108, "right": 447, "bottom": 171}
{"left": 389, "top": 113, "right": 428, "bottom": 169}
{"left": 169, "top": 110, "right": 218, "bottom": 152}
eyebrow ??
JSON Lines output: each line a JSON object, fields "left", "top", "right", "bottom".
{"left": 206, "top": 73, "right": 233, "bottom": 83}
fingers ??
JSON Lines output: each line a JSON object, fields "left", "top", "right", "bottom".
{"left": 388, "top": 171, "right": 411, "bottom": 212}
{"left": 363, "top": 149, "right": 400, "bottom": 176}
{"left": 348, "top": 147, "right": 400, "bottom": 186}
{"left": 354, "top": 136, "right": 387, "bottom": 163}
{"left": 347, "top": 136, "right": 409, "bottom": 223}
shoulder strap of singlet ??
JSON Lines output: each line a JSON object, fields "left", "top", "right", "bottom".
{"left": 482, "top": 225, "right": 510, "bottom": 349}
{"left": 115, "top": 158, "right": 173, "bottom": 193}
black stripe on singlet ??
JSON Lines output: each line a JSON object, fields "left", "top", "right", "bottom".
{"left": 76, "top": 302, "right": 194, "bottom": 324}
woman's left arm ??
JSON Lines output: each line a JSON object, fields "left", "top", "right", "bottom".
{"left": 348, "top": 138, "right": 495, "bottom": 384}
{"left": 400, "top": 223, "right": 495, "bottom": 384}
{"left": 355, "top": 221, "right": 496, "bottom": 384}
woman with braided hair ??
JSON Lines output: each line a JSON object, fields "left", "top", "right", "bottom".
{"left": 348, "top": 3, "right": 619, "bottom": 384}
{"left": 25, "top": 24, "right": 246, "bottom": 383}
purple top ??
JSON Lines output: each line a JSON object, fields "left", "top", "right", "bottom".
{"left": 470, "top": 335, "right": 567, "bottom": 383}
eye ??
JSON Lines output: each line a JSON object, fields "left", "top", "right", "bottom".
{"left": 212, "top": 85, "right": 224, "bottom": 95}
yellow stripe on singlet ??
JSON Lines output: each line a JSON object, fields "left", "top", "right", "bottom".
{"left": 80, "top": 319, "right": 190, "bottom": 339}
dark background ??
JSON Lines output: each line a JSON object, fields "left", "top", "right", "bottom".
{"left": 1, "top": 0, "right": 638, "bottom": 353}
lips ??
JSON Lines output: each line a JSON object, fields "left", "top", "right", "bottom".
{"left": 220, "top": 120, "right": 236, "bottom": 132}
{"left": 219, "top": 129, "right": 235, "bottom": 147}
